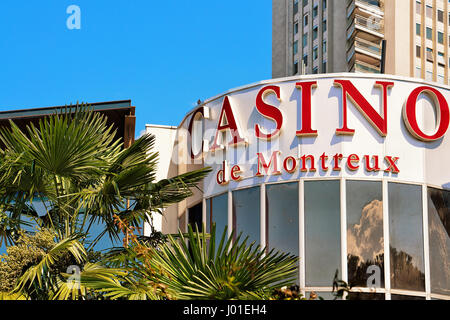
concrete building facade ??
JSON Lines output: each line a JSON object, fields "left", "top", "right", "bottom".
{"left": 273, "top": 0, "right": 450, "bottom": 84}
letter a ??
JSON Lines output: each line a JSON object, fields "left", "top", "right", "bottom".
{"left": 66, "top": 5, "right": 81, "bottom": 30}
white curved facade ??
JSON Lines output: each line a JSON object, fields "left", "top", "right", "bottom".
{"left": 155, "top": 73, "right": 450, "bottom": 300}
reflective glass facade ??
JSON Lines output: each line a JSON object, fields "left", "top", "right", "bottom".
{"left": 205, "top": 180, "right": 450, "bottom": 300}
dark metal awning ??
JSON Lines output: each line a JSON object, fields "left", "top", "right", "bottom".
{"left": 0, "top": 100, "right": 136, "bottom": 148}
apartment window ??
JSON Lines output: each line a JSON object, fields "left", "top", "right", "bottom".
{"left": 294, "top": 22, "right": 299, "bottom": 35}
{"left": 438, "top": 52, "right": 445, "bottom": 66}
{"left": 438, "top": 31, "right": 444, "bottom": 44}
{"left": 323, "top": 40, "right": 327, "bottom": 54}
{"left": 415, "top": 66, "right": 421, "bottom": 78}
{"left": 294, "top": 60, "right": 299, "bottom": 75}
{"left": 313, "top": 66, "right": 318, "bottom": 74}
{"left": 303, "top": 0, "right": 308, "bottom": 8}
{"left": 426, "top": 47, "right": 434, "bottom": 62}
{"left": 304, "top": 14, "right": 309, "bottom": 27}
{"left": 426, "top": 27, "right": 433, "bottom": 40}
{"left": 313, "top": 26, "right": 318, "bottom": 40}
{"left": 303, "top": 33, "right": 308, "bottom": 47}
{"left": 313, "top": 5, "right": 318, "bottom": 18}
{"left": 416, "top": 45, "right": 421, "bottom": 58}
{"left": 426, "top": 5, "right": 433, "bottom": 18}
{"left": 294, "top": 40, "right": 299, "bottom": 55}
{"left": 294, "top": 0, "right": 299, "bottom": 15}
{"left": 438, "top": 10, "right": 444, "bottom": 23}
{"left": 322, "top": 61, "right": 327, "bottom": 73}
{"left": 313, "top": 46, "right": 318, "bottom": 60}
{"left": 322, "top": 19, "right": 327, "bottom": 32}
{"left": 303, "top": 54, "right": 308, "bottom": 67}
{"left": 416, "top": 1, "right": 421, "bottom": 14}
{"left": 416, "top": 23, "right": 421, "bottom": 36}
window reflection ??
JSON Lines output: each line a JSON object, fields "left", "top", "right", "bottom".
{"left": 388, "top": 183, "right": 425, "bottom": 292}
{"left": 266, "top": 183, "right": 299, "bottom": 257}
{"left": 347, "top": 292, "right": 385, "bottom": 300}
{"left": 347, "top": 181, "right": 384, "bottom": 288}
{"left": 232, "top": 187, "right": 260, "bottom": 245}
{"left": 304, "top": 180, "right": 341, "bottom": 287}
{"left": 391, "top": 294, "right": 425, "bottom": 300}
{"left": 206, "top": 193, "right": 228, "bottom": 246}
{"left": 427, "top": 188, "right": 450, "bottom": 296}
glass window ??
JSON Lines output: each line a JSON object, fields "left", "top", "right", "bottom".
{"left": 294, "top": 40, "right": 298, "bottom": 55}
{"left": 416, "top": 23, "right": 421, "bottom": 36}
{"left": 232, "top": 187, "right": 260, "bottom": 245}
{"left": 266, "top": 183, "right": 299, "bottom": 257}
{"left": 313, "top": 26, "right": 318, "bottom": 40}
{"left": 438, "top": 9, "right": 444, "bottom": 22}
{"left": 388, "top": 183, "right": 425, "bottom": 292}
{"left": 206, "top": 193, "right": 228, "bottom": 244}
{"left": 426, "top": 27, "right": 433, "bottom": 40}
{"left": 188, "top": 202, "right": 203, "bottom": 231}
{"left": 426, "top": 5, "right": 432, "bottom": 18}
{"left": 304, "top": 180, "right": 341, "bottom": 287}
{"left": 391, "top": 294, "right": 426, "bottom": 300}
{"left": 313, "top": 5, "right": 318, "bottom": 18}
{"left": 303, "top": 33, "right": 308, "bottom": 47}
{"left": 438, "top": 31, "right": 444, "bottom": 44}
{"left": 427, "top": 188, "right": 450, "bottom": 296}
{"left": 347, "top": 181, "right": 384, "bottom": 288}
{"left": 348, "top": 292, "right": 385, "bottom": 300}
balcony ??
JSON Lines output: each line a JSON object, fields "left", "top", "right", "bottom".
{"left": 347, "top": 14, "right": 384, "bottom": 40}
{"left": 347, "top": 0, "right": 384, "bottom": 17}
{"left": 352, "top": 60, "right": 381, "bottom": 74}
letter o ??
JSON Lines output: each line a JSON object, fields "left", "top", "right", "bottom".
{"left": 403, "top": 86, "right": 450, "bottom": 141}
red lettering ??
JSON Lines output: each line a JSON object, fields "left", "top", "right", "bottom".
{"left": 231, "top": 165, "right": 242, "bottom": 181}
{"left": 255, "top": 86, "right": 283, "bottom": 140}
{"left": 347, "top": 154, "right": 360, "bottom": 171}
{"left": 364, "top": 155, "right": 380, "bottom": 172}
{"left": 296, "top": 81, "right": 318, "bottom": 137}
{"left": 300, "top": 155, "right": 316, "bottom": 172}
{"left": 283, "top": 156, "right": 298, "bottom": 173}
{"left": 210, "top": 96, "right": 246, "bottom": 151}
{"left": 188, "top": 107, "right": 205, "bottom": 159}
{"left": 403, "top": 86, "right": 450, "bottom": 141}
{"left": 216, "top": 161, "right": 229, "bottom": 185}
{"left": 384, "top": 156, "right": 400, "bottom": 174}
{"left": 334, "top": 80, "right": 394, "bottom": 136}
{"left": 320, "top": 153, "right": 329, "bottom": 171}
{"left": 256, "top": 151, "right": 281, "bottom": 176}
{"left": 333, "top": 154, "right": 344, "bottom": 171}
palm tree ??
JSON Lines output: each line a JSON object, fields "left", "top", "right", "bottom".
{"left": 0, "top": 105, "right": 210, "bottom": 299}
{"left": 71, "top": 224, "right": 299, "bottom": 300}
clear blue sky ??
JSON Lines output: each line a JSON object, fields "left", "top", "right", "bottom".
{"left": 0, "top": 0, "right": 272, "bottom": 136}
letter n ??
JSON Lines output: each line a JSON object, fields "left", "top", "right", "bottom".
{"left": 334, "top": 80, "right": 394, "bottom": 137}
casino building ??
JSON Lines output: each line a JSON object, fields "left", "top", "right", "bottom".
{"left": 145, "top": 73, "right": 450, "bottom": 300}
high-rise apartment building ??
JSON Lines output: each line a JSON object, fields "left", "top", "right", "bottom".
{"left": 273, "top": 0, "right": 450, "bottom": 85}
